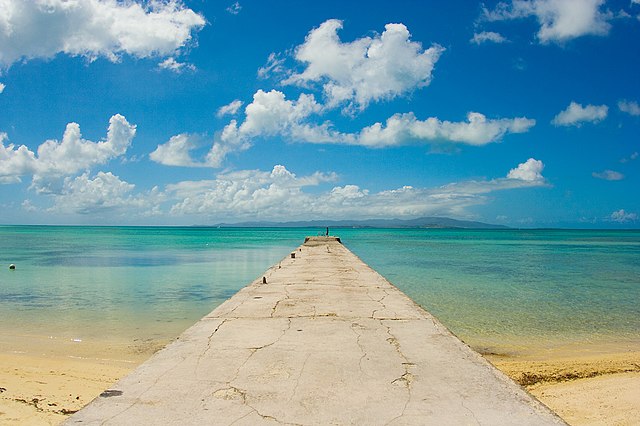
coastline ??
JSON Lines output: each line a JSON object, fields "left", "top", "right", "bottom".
{"left": 1, "top": 331, "right": 639, "bottom": 424}
{"left": 1, "top": 228, "right": 638, "bottom": 424}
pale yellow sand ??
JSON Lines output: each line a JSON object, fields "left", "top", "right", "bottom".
{"left": 489, "top": 351, "right": 640, "bottom": 426}
{"left": 0, "top": 353, "right": 134, "bottom": 425}
{"left": 531, "top": 373, "right": 640, "bottom": 426}
{"left": 0, "top": 334, "right": 164, "bottom": 425}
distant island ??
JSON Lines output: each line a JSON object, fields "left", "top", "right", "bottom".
{"left": 214, "top": 217, "right": 508, "bottom": 229}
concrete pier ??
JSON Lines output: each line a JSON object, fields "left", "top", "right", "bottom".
{"left": 67, "top": 237, "right": 565, "bottom": 425}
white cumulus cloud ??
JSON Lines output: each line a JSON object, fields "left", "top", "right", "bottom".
{"left": 592, "top": 170, "right": 624, "bottom": 180}
{"left": 164, "top": 160, "right": 546, "bottom": 221}
{"left": 620, "top": 151, "right": 638, "bottom": 163}
{"left": 357, "top": 112, "right": 535, "bottom": 147}
{"left": 206, "top": 89, "right": 327, "bottom": 167}
{"left": 0, "top": 114, "right": 135, "bottom": 184}
{"left": 216, "top": 100, "right": 244, "bottom": 118}
{"left": 0, "top": 0, "right": 206, "bottom": 69}
{"left": 49, "top": 171, "right": 162, "bottom": 216}
{"left": 150, "top": 134, "right": 207, "bottom": 167}
{"left": 226, "top": 2, "right": 242, "bottom": 15}
{"left": 471, "top": 31, "right": 508, "bottom": 44}
{"left": 507, "top": 158, "right": 545, "bottom": 181}
{"left": 552, "top": 101, "right": 608, "bottom": 126}
{"left": 618, "top": 100, "right": 640, "bottom": 116}
{"left": 166, "top": 165, "right": 337, "bottom": 219}
{"left": 257, "top": 52, "right": 287, "bottom": 80}
{"left": 202, "top": 91, "right": 536, "bottom": 166}
{"left": 21, "top": 199, "right": 37, "bottom": 212}
{"left": 164, "top": 87, "right": 536, "bottom": 168}
{"left": 610, "top": 209, "right": 638, "bottom": 223}
{"left": 158, "top": 57, "right": 195, "bottom": 73}
{"left": 483, "top": 0, "right": 612, "bottom": 43}
{"left": 283, "top": 19, "right": 444, "bottom": 110}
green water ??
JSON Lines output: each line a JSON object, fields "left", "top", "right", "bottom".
{"left": 0, "top": 226, "right": 638, "bottom": 355}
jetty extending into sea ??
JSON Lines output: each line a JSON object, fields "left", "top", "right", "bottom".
{"left": 67, "top": 236, "right": 565, "bottom": 425}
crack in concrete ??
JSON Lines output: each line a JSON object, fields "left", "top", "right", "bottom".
{"left": 369, "top": 288, "right": 390, "bottom": 319}
{"left": 214, "top": 299, "right": 303, "bottom": 424}
{"left": 350, "top": 322, "right": 368, "bottom": 375}
{"left": 213, "top": 386, "right": 296, "bottom": 424}
{"left": 287, "top": 313, "right": 338, "bottom": 319}
{"left": 271, "top": 286, "right": 292, "bottom": 318}
{"left": 226, "top": 349, "right": 258, "bottom": 388}
{"left": 390, "top": 371, "right": 414, "bottom": 387}
{"left": 219, "top": 319, "right": 294, "bottom": 403}
{"left": 69, "top": 239, "right": 565, "bottom": 425}
{"left": 250, "top": 318, "right": 292, "bottom": 351}
{"left": 219, "top": 318, "right": 293, "bottom": 409}
{"left": 383, "top": 394, "right": 410, "bottom": 426}
{"left": 229, "top": 407, "right": 256, "bottom": 425}
{"left": 381, "top": 320, "right": 414, "bottom": 424}
{"left": 461, "top": 399, "right": 482, "bottom": 425}
{"left": 197, "top": 318, "right": 230, "bottom": 369}
{"left": 245, "top": 405, "right": 300, "bottom": 426}
{"left": 288, "top": 353, "right": 312, "bottom": 403}
{"left": 221, "top": 318, "right": 300, "bottom": 425}
{"left": 227, "top": 294, "right": 250, "bottom": 316}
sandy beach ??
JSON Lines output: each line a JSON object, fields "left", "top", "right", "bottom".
{"left": 1, "top": 343, "right": 638, "bottom": 425}
{"left": 0, "top": 353, "right": 133, "bottom": 425}
{"left": 0, "top": 335, "right": 164, "bottom": 425}
{"left": 489, "top": 350, "right": 640, "bottom": 426}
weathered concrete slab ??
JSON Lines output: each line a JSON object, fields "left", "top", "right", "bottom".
{"left": 66, "top": 236, "right": 565, "bottom": 425}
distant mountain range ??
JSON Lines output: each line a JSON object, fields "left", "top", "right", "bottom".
{"left": 214, "top": 217, "right": 508, "bottom": 229}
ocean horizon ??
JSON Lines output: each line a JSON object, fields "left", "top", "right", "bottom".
{"left": 1, "top": 225, "right": 638, "bottom": 360}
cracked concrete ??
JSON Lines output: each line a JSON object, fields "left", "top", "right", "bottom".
{"left": 66, "top": 236, "right": 565, "bottom": 425}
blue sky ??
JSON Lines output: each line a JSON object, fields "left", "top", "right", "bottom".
{"left": 0, "top": 0, "right": 639, "bottom": 227}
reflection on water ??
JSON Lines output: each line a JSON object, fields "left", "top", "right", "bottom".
{"left": 0, "top": 226, "right": 308, "bottom": 348}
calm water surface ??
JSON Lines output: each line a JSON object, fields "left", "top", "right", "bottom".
{"left": 1, "top": 226, "right": 638, "bottom": 356}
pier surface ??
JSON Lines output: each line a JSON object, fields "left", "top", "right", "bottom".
{"left": 67, "top": 237, "right": 564, "bottom": 425}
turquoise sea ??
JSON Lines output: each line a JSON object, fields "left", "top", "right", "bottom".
{"left": 0, "top": 226, "right": 638, "bottom": 358}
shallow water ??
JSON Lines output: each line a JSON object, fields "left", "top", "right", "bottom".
{"left": 1, "top": 226, "right": 638, "bottom": 357}
{"left": 339, "top": 228, "right": 640, "bottom": 354}
{"left": 0, "top": 226, "right": 307, "bottom": 347}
